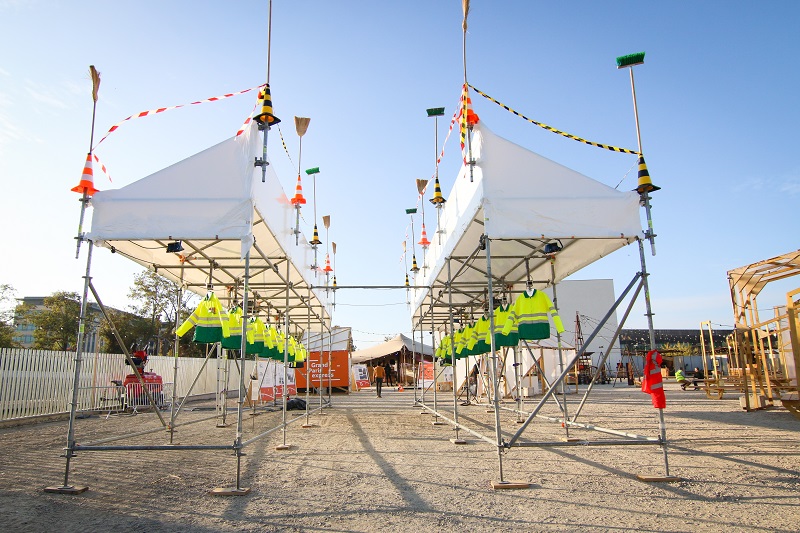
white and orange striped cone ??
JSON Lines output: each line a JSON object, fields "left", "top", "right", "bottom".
{"left": 323, "top": 253, "right": 333, "bottom": 273}
{"left": 71, "top": 153, "right": 99, "bottom": 196}
{"left": 463, "top": 92, "right": 480, "bottom": 127}
{"left": 418, "top": 224, "right": 431, "bottom": 248}
{"left": 290, "top": 174, "right": 306, "bottom": 205}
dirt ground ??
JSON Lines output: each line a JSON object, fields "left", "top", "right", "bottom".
{"left": 0, "top": 381, "right": 798, "bottom": 533}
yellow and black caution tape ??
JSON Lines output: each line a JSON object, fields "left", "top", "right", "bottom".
{"left": 468, "top": 84, "right": 639, "bottom": 155}
{"left": 276, "top": 125, "right": 294, "bottom": 167}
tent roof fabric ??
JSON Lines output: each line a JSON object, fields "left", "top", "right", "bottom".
{"left": 351, "top": 334, "right": 434, "bottom": 364}
{"left": 408, "top": 122, "right": 643, "bottom": 328}
{"left": 86, "top": 123, "right": 331, "bottom": 331}
{"left": 302, "top": 327, "right": 352, "bottom": 352}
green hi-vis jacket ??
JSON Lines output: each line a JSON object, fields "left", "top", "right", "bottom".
{"left": 176, "top": 293, "right": 230, "bottom": 344}
{"left": 486, "top": 304, "right": 519, "bottom": 347}
{"left": 221, "top": 306, "right": 244, "bottom": 350}
{"left": 468, "top": 315, "right": 491, "bottom": 355}
{"left": 502, "top": 290, "right": 564, "bottom": 341}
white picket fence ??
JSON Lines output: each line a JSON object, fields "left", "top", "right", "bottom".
{"left": 0, "top": 348, "right": 255, "bottom": 422}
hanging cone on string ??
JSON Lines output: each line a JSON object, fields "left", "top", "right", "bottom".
{"left": 405, "top": 274, "right": 410, "bottom": 287}
{"left": 429, "top": 177, "right": 446, "bottom": 205}
{"left": 323, "top": 253, "right": 333, "bottom": 272}
{"left": 309, "top": 224, "right": 321, "bottom": 245}
{"left": 71, "top": 153, "right": 99, "bottom": 196}
{"left": 332, "top": 276, "right": 337, "bottom": 289}
{"left": 253, "top": 83, "right": 281, "bottom": 126}
{"left": 290, "top": 174, "right": 306, "bottom": 205}
{"left": 410, "top": 254, "right": 419, "bottom": 273}
{"left": 634, "top": 155, "right": 660, "bottom": 194}
{"left": 418, "top": 224, "right": 431, "bottom": 248}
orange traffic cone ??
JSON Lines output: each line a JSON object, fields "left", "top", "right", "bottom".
{"left": 418, "top": 224, "right": 431, "bottom": 248}
{"left": 463, "top": 95, "right": 479, "bottom": 126}
{"left": 323, "top": 253, "right": 333, "bottom": 273}
{"left": 397, "top": 384, "right": 404, "bottom": 392}
{"left": 290, "top": 174, "right": 306, "bottom": 205}
{"left": 71, "top": 153, "right": 99, "bottom": 196}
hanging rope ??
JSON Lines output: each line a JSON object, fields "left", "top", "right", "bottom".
{"left": 468, "top": 84, "right": 640, "bottom": 155}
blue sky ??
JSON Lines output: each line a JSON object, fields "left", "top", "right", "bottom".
{"left": 1, "top": 1, "right": 798, "bottom": 349}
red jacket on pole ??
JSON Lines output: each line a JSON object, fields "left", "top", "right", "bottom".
{"left": 641, "top": 349, "right": 666, "bottom": 409}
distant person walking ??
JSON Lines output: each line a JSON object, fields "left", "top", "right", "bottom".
{"left": 384, "top": 362, "right": 394, "bottom": 387}
{"left": 373, "top": 363, "right": 386, "bottom": 398}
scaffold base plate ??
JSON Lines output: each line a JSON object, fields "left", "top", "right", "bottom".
{"left": 275, "top": 444, "right": 292, "bottom": 450}
{"left": 44, "top": 485, "right": 88, "bottom": 495}
{"left": 450, "top": 438, "right": 467, "bottom": 445}
{"left": 301, "top": 423, "right": 316, "bottom": 428}
{"left": 209, "top": 487, "right": 251, "bottom": 496}
{"left": 636, "top": 475, "right": 682, "bottom": 483}
{"left": 491, "top": 480, "right": 530, "bottom": 490}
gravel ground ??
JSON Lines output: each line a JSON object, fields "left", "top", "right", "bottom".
{"left": 0, "top": 381, "right": 798, "bottom": 532}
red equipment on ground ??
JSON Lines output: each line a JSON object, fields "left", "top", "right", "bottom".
{"left": 123, "top": 350, "right": 164, "bottom": 408}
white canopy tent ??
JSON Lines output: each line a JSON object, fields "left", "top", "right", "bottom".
{"left": 86, "top": 122, "right": 332, "bottom": 331}
{"left": 409, "top": 122, "right": 642, "bottom": 327}
{"left": 351, "top": 334, "right": 433, "bottom": 365}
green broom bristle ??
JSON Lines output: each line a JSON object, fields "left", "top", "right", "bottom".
{"left": 616, "top": 52, "right": 645, "bottom": 68}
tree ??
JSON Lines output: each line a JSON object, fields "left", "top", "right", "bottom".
{"left": 98, "top": 308, "right": 157, "bottom": 354}
{"left": 0, "top": 284, "right": 20, "bottom": 348}
{"left": 127, "top": 270, "right": 201, "bottom": 356}
{"left": 17, "top": 291, "right": 90, "bottom": 351}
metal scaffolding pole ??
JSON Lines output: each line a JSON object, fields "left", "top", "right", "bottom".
{"left": 638, "top": 238, "right": 673, "bottom": 479}
{"left": 483, "top": 236, "right": 506, "bottom": 483}
{"left": 303, "top": 285, "right": 313, "bottom": 428}
{"left": 168, "top": 266, "right": 184, "bottom": 444}
{"left": 447, "top": 258, "right": 465, "bottom": 442}
{"left": 278, "top": 259, "right": 291, "bottom": 449}
{"left": 430, "top": 291, "right": 441, "bottom": 425}
{"left": 233, "top": 250, "right": 251, "bottom": 492}
{"left": 47, "top": 242, "right": 94, "bottom": 494}
{"left": 550, "top": 259, "right": 571, "bottom": 440}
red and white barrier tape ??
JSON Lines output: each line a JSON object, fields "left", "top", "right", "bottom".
{"left": 93, "top": 84, "right": 265, "bottom": 149}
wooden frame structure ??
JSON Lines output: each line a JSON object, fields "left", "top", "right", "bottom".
{"left": 725, "top": 249, "right": 800, "bottom": 411}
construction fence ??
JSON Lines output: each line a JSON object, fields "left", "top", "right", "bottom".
{"left": 0, "top": 348, "right": 255, "bottom": 423}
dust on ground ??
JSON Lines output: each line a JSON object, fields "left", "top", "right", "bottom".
{"left": 0, "top": 382, "right": 798, "bottom": 532}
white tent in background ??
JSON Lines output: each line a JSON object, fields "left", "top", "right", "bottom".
{"left": 351, "top": 334, "right": 433, "bottom": 365}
